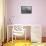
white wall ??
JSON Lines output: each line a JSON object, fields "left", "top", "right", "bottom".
{"left": 6, "top": 0, "right": 46, "bottom": 37}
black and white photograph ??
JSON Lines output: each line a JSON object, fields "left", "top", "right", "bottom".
{"left": 21, "top": 6, "right": 32, "bottom": 14}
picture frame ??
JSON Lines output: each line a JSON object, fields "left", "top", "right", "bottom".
{"left": 21, "top": 6, "right": 32, "bottom": 14}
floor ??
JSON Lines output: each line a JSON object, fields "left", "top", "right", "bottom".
{"left": 3, "top": 40, "right": 46, "bottom": 46}
{"left": 3, "top": 40, "right": 31, "bottom": 46}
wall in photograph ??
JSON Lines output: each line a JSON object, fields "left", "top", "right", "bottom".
{"left": 6, "top": 0, "right": 46, "bottom": 38}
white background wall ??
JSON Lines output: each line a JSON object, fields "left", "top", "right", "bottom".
{"left": 6, "top": 0, "right": 46, "bottom": 37}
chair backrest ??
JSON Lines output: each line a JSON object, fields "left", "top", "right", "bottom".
{"left": 12, "top": 25, "right": 25, "bottom": 36}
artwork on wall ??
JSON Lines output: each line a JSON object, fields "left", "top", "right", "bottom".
{"left": 21, "top": 6, "right": 32, "bottom": 14}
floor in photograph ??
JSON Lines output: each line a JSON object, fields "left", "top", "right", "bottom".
{"left": 3, "top": 40, "right": 31, "bottom": 46}
{"left": 3, "top": 40, "right": 46, "bottom": 46}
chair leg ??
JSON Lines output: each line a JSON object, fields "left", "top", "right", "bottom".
{"left": 15, "top": 36, "right": 16, "bottom": 43}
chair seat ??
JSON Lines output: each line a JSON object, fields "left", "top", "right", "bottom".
{"left": 13, "top": 31, "right": 24, "bottom": 36}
